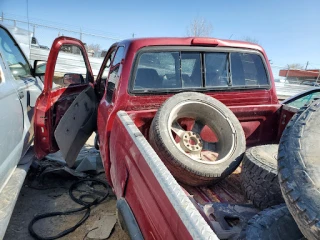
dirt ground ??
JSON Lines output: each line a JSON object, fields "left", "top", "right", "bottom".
{"left": 4, "top": 134, "right": 130, "bottom": 240}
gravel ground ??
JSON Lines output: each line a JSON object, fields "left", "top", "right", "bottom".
{"left": 4, "top": 134, "right": 130, "bottom": 240}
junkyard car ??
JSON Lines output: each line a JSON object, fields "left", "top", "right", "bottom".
{"left": 33, "top": 36, "right": 320, "bottom": 239}
{"left": 0, "top": 24, "right": 43, "bottom": 238}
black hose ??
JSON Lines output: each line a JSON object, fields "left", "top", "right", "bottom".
{"left": 28, "top": 179, "right": 109, "bottom": 240}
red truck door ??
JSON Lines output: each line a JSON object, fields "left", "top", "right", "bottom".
{"left": 34, "top": 36, "right": 97, "bottom": 167}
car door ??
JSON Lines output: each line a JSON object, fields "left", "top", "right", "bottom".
{"left": 0, "top": 53, "right": 24, "bottom": 192}
{"left": 34, "top": 36, "right": 97, "bottom": 167}
{"left": 277, "top": 88, "right": 320, "bottom": 139}
{"left": 0, "top": 25, "right": 43, "bottom": 155}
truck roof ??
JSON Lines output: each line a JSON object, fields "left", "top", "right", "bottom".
{"left": 119, "top": 37, "right": 264, "bottom": 52}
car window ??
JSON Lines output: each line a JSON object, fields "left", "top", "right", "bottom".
{"left": 181, "top": 53, "right": 202, "bottom": 88}
{"left": 52, "top": 45, "right": 89, "bottom": 89}
{"left": 0, "top": 27, "right": 32, "bottom": 80}
{"left": 106, "top": 46, "right": 125, "bottom": 102}
{"left": 286, "top": 91, "right": 320, "bottom": 109}
{"left": 112, "top": 47, "right": 124, "bottom": 66}
{"left": 101, "top": 50, "right": 115, "bottom": 79}
{"left": 132, "top": 50, "right": 269, "bottom": 92}
{"left": 137, "top": 52, "right": 179, "bottom": 89}
{"left": 205, "top": 52, "right": 229, "bottom": 87}
{"left": 231, "top": 52, "right": 268, "bottom": 86}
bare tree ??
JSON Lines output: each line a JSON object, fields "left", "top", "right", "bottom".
{"left": 288, "top": 63, "right": 304, "bottom": 69}
{"left": 243, "top": 36, "right": 259, "bottom": 44}
{"left": 186, "top": 17, "right": 213, "bottom": 37}
{"left": 87, "top": 43, "right": 101, "bottom": 54}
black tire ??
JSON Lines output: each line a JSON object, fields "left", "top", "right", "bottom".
{"left": 241, "top": 144, "right": 284, "bottom": 209}
{"left": 149, "top": 92, "right": 246, "bottom": 186}
{"left": 278, "top": 100, "right": 320, "bottom": 240}
{"left": 238, "top": 204, "right": 303, "bottom": 240}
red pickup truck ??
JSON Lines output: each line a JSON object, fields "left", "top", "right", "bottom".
{"left": 33, "top": 36, "right": 320, "bottom": 239}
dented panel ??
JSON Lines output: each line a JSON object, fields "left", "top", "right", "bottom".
{"left": 54, "top": 86, "right": 97, "bottom": 166}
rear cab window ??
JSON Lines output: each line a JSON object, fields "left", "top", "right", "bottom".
{"left": 131, "top": 47, "right": 270, "bottom": 93}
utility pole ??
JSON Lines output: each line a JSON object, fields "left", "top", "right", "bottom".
{"left": 305, "top": 61, "right": 309, "bottom": 70}
{"left": 1, "top": 12, "right": 3, "bottom": 21}
{"left": 80, "top": 28, "right": 82, "bottom": 41}
{"left": 132, "top": 33, "right": 135, "bottom": 38}
{"left": 33, "top": 25, "right": 35, "bottom": 37}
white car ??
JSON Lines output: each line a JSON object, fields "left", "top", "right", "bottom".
{"left": 0, "top": 24, "right": 43, "bottom": 238}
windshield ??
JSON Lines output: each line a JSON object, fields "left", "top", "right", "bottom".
{"left": 132, "top": 50, "right": 269, "bottom": 92}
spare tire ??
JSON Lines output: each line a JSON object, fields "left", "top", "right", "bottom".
{"left": 278, "top": 100, "right": 320, "bottom": 240}
{"left": 149, "top": 92, "right": 246, "bottom": 186}
{"left": 241, "top": 144, "right": 284, "bottom": 209}
{"left": 238, "top": 204, "right": 303, "bottom": 240}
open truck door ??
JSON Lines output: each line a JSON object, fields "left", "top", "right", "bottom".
{"left": 34, "top": 36, "right": 97, "bottom": 167}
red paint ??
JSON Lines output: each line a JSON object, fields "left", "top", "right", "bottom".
{"left": 93, "top": 38, "right": 285, "bottom": 238}
{"left": 35, "top": 37, "right": 299, "bottom": 239}
{"left": 111, "top": 116, "right": 193, "bottom": 239}
{"left": 191, "top": 37, "right": 219, "bottom": 46}
{"left": 34, "top": 37, "right": 93, "bottom": 159}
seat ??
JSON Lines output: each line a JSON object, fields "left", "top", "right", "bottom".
{"left": 135, "top": 68, "right": 162, "bottom": 89}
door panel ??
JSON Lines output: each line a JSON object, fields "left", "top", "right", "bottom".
{"left": 14, "top": 78, "right": 43, "bottom": 154}
{"left": 0, "top": 80, "right": 23, "bottom": 191}
{"left": 34, "top": 36, "right": 95, "bottom": 164}
{"left": 54, "top": 86, "right": 97, "bottom": 166}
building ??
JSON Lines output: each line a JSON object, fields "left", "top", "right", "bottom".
{"left": 279, "top": 69, "right": 320, "bottom": 82}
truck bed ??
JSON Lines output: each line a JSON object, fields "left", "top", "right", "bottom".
{"left": 111, "top": 110, "right": 262, "bottom": 239}
{"left": 124, "top": 109, "right": 251, "bottom": 206}
{"left": 181, "top": 167, "right": 248, "bottom": 206}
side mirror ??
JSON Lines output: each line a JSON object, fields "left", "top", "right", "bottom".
{"left": 63, "top": 73, "right": 84, "bottom": 85}
{"left": 33, "top": 60, "right": 47, "bottom": 76}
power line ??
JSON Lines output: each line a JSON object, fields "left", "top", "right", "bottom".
{"left": 3, "top": 12, "right": 124, "bottom": 37}
{"left": 1, "top": 13, "right": 124, "bottom": 41}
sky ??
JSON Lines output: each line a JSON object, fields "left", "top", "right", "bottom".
{"left": 1, "top": 0, "right": 320, "bottom": 78}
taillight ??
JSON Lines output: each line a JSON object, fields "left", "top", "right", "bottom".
{"left": 191, "top": 38, "right": 219, "bottom": 46}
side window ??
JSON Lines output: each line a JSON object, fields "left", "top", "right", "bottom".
{"left": 231, "top": 52, "right": 268, "bottom": 86}
{"left": 286, "top": 91, "right": 320, "bottom": 109}
{"left": 0, "top": 27, "right": 32, "bottom": 80}
{"left": 106, "top": 46, "right": 125, "bottom": 102}
{"left": 53, "top": 45, "right": 88, "bottom": 89}
{"left": 101, "top": 50, "right": 115, "bottom": 79}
